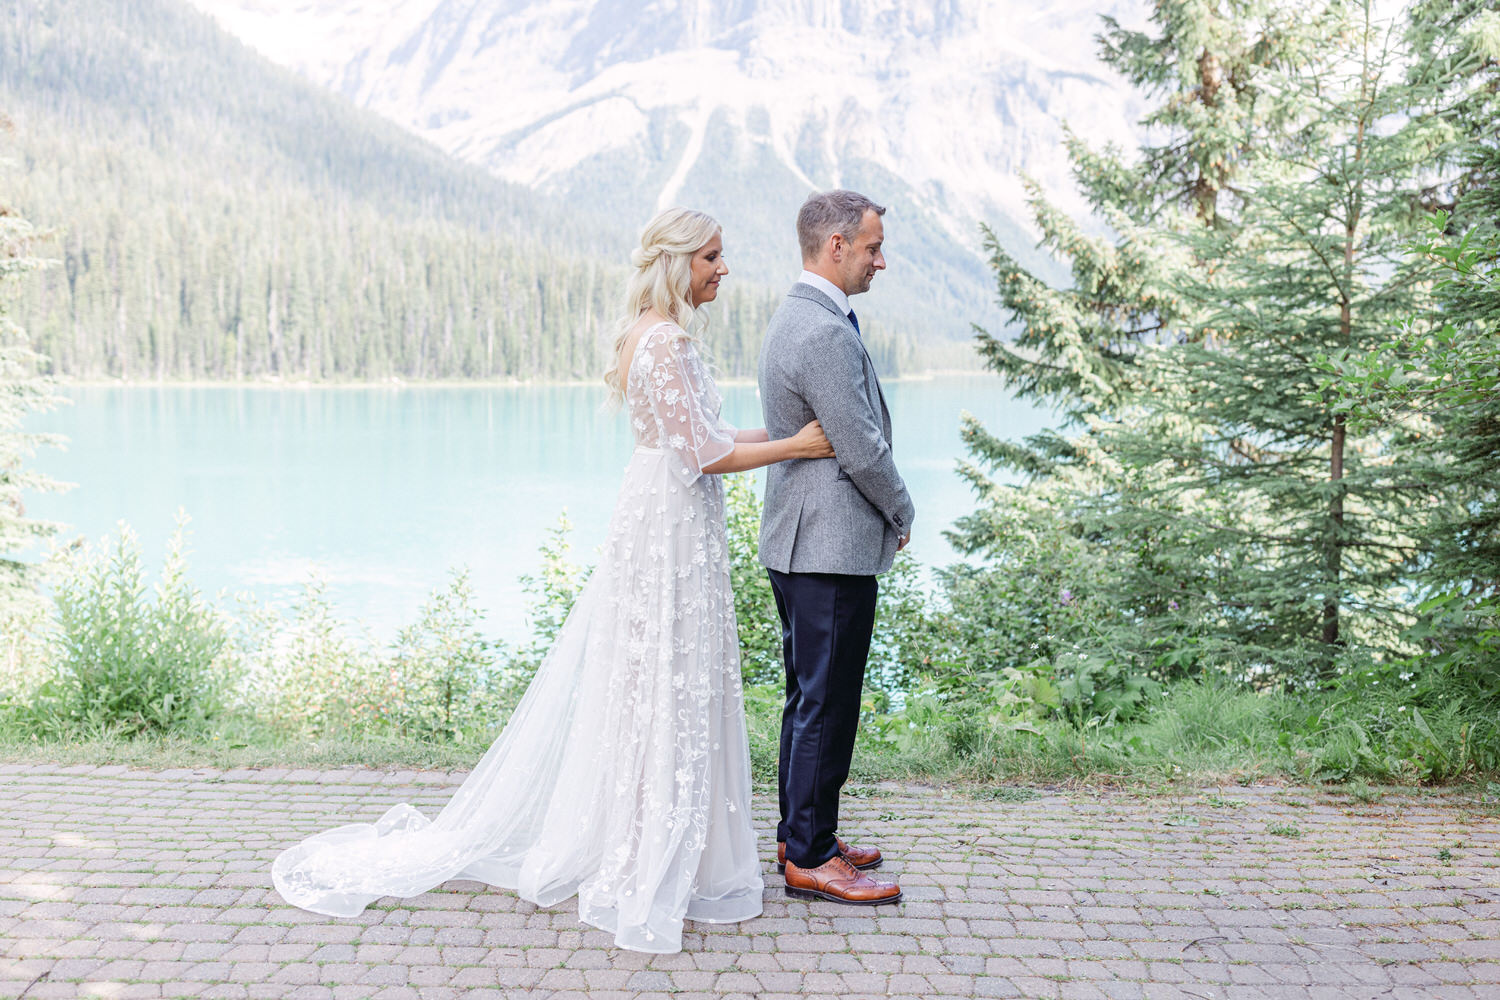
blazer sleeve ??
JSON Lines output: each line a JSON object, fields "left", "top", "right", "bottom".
{"left": 791, "top": 324, "right": 916, "bottom": 536}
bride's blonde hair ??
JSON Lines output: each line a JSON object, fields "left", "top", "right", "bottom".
{"left": 603, "top": 207, "right": 722, "bottom": 401}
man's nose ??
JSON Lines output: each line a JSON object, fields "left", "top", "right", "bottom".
{"left": 874, "top": 251, "right": 886, "bottom": 270}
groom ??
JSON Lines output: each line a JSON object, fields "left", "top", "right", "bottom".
{"left": 758, "top": 189, "right": 915, "bottom": 906}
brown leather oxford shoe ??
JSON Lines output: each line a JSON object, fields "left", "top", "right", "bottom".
{"left": 783, "top": 854, "right": 902, "bottom": 905}
{"left": 777, "top": 836, "right": 882, "bottom": 872}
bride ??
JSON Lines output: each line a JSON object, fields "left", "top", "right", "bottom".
{"left": 272, "top": 208, "right": 834, "bottom": 953}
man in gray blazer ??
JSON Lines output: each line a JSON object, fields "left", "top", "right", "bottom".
{"left": 758, "top": 189, "right": 915, "bottom": 906}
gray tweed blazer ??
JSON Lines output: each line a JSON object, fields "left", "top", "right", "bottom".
{"left": 757, "top": 282, "right": 915, "bottom": 576}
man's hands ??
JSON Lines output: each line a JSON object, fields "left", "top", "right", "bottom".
{"left": 897, "top": 532, "right": 910, "bottom": 552}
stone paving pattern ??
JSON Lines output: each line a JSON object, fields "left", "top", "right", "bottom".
{"left": 1, "top": 764, "right": 1497, "bottom": 999}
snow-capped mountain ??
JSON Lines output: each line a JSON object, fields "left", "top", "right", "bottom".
{"left": 189, "top": 0, "right": 1148, "bottom": 339}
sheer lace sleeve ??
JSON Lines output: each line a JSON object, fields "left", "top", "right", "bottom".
{"left": 639, "top": 327, "right": 736, "bottom": 486}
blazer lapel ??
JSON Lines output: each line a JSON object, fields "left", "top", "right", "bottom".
{"left": 869, "top": 358, "right": 891, "bottom": 439}
{"left": 789, "top": 283, "right": 893, "bottom": 439}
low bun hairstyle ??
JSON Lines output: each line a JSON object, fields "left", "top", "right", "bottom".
{"left": 603, "top": 208, "right": 722, "bottom": 402}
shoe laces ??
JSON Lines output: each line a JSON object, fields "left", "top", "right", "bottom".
{"left": 832, "top": 855, "right": 860, "bottom": 878}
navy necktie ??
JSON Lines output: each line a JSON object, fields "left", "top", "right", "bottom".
{"left": 847, "top": 309, "right": 860, "bottom": 337}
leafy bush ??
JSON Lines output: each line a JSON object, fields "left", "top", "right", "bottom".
{"left": 239, "top": 571, "right": 517, "bottom": 743}
{"left": 236, "top": 576, "right": 384, "bottom": 736}
{"left": 5, "top": 484, "right": 1493, "bottom": 788}
{"left": 510, "top": 512, "right": 589, "bottom": 683}
{"left": 725, "top": 475, "right": 781, "bottom": 685}
{"left": 388, "top": 571, "right": 504, "bottom": 741}
{"left": 0, "top": 589, "right": 54, "bottom": 707}
{"left": 942, "top": 480, "right": 1113, "bottom": 663}
{"left": 24, "top": 517, "right": 229, "bottom": 736}
{"left": 1290, "top": 656, "right": 1500, "bottom": 783}
{"left": 867, "top": 551, "right": 944, "bottom": 708}
{"left": 934, "top": 490, "right": 1172, "bottom": 727}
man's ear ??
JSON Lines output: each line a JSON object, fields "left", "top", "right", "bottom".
{"left": 828, "top": 233, "right": 844, "bottom": 263}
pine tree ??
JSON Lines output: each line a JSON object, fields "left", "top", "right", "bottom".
{"left": 954, "top": 0, "right": 1315, "bottom": 679}
{"left": 0, "top": 118, "right": 67, "bottom": 606}
{"left": 958, "top": 0, "right": 1482, "bottom": 682}
{"left": 967, "top": 0, "right": 1305, "bottom": 426}
{"left": 1321, "top": 1, "right": 1500, "bottom": 689}
{"left": 1109, "top": 0, "right": 1470, "bottom": 666}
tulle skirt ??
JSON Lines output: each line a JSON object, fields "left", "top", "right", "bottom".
{"left": 271, "top": 448, "right": 763, "bottom": 952}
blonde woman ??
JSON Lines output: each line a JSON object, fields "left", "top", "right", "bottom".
{"left": 272, "top": 208, "right": 832, "bottom": 954}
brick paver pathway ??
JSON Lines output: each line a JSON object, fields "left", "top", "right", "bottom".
{"left": 1, "top": 764, "right": 1497, "bottom": 999}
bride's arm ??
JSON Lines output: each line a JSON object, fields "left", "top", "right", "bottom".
{"left": 642, "top": 331, "right": 829, "bottom": 477}
{"left": 705, "top": 421, "right": 831, "bottom": 474}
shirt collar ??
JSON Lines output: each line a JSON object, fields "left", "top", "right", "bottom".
{"left": 797, "top": 269, "right": 852, "bottom": 318}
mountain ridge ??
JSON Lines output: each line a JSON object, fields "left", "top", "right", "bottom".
{"left": 190, "top": 0, "right": 1151, "bottom": 340}
{"left": 7, "top": 0, "right": 890, "bottom": 381}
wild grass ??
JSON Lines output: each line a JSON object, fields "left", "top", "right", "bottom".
{"left": 7, "top": 677, "right": 1494, "bottom": 802}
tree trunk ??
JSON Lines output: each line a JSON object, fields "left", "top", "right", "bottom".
{"left": 1323, "top": 412, "right": 1345, "bottom": 648}
{"left": 1193, "top": 48, "right": 1225, "bottom": 225}
{"left": 1324, "top": 43, "right": 1370, "bottom": 655}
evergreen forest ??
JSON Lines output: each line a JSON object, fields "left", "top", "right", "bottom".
{"left": 0, "top": 0, "right": 918, "bottom": 383}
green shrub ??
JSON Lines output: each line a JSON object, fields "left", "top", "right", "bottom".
{"left": 932, "top": 485, "right": 1187, "bottom": 721}
{"left": 5, "top": 484, "right": 1491, "bottom": 788}
{"left": 510, "top": 512, "right": 589, "bottom": 683}
{"left": 868, "top": 551, "right": 946, "bottom": 707}
{"left": 236, "top": 576, "right": 384, "bottom": 736}
{"left": 387, "top": 570, "right": 505, "bottom": 741}
{"left": 726, "top": 475, "right": 781, "bottom": 685}
{"left": 1290, "top": 659, "right": 1500, "bottom": 783}
{"left": 0, "top": 589, "right": 54, "bottom": 703}
{"left": 27, "top": 517, "right": 229, "bottom": 736}
{"left": 941, "top": 485, "right": 1117, "bottom": 684}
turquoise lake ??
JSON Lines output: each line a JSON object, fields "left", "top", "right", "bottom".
{"left": 24, "top": 377, "right": 1055, "bottom": 641}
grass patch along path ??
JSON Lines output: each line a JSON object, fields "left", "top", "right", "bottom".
{"left": 1, "top": 764, "right": 1497, "bottom": 999}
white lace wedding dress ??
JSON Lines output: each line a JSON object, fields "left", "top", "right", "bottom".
{"left": 272, "top": 323, "right": 763, "bottom": 952}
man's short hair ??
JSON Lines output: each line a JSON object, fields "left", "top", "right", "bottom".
{"left": 797, "top": 190, "right": 885, "bottom": 262}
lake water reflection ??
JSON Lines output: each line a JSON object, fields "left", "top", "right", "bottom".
{"left": 27, "top": 377, "right": 1055, "bottom": 640}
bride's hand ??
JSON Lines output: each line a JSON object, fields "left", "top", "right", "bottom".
{"left": 792, "top": 419, "right": 836, "bottom": 459}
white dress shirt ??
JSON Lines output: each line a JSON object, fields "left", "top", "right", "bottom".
{"left": 796, "top": 269, "right": 852, "bottom": 321}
